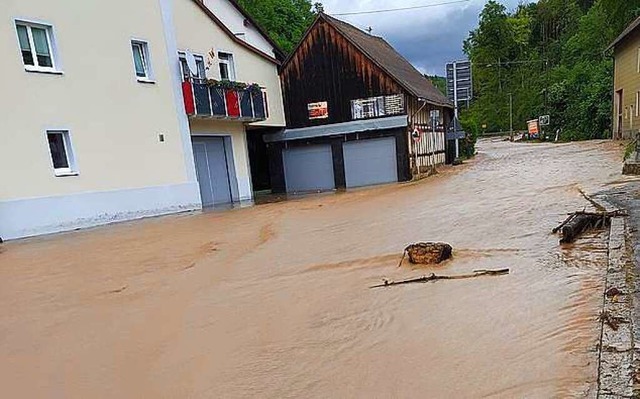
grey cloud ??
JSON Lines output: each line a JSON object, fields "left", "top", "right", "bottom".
{"left": 321, "top": 0, "right": 533, "bottom": 75}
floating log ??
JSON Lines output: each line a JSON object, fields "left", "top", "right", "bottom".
{"left": 371, "top": 268, "right": 510, "bottom": 289}
{"left": 552, "top": 210, "right": 626, "bottom": 244}
{"left": 398, "top": 242, "right": 452, "bottom": 267}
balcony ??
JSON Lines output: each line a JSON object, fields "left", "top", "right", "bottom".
{"left": 182, "top": 81, "right": 267, "bottom": 122}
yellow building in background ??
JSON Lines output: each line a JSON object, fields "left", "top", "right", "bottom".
{"left": 609, "top": 16, "right": 640, "bottom": 139}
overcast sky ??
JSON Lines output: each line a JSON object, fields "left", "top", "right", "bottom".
{"left": 320, "top": 0, "right": 531, "bottom": 76}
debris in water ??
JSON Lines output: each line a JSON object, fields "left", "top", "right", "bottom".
{"left": 605, "top": 287, "right": 622, "bottom": 298}
{"left": 109, "top": 285, "right": 128, "bottom": 294}
{"left": 398, "top": 242, "right": 453, "bottom": 267}
{"left": 599, "top": 310, "right": 627, "bottom": 331}
{"left": 370, "top": 268, "right": 510, "bottom": 289}
{"left": 552, "top": 210, "right": 626, "bottom": 244}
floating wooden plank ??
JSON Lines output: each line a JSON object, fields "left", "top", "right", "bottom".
{"left": 370, "top": 269, "right": 510, "bottom": 289}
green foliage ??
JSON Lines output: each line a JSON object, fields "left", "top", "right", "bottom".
{"left": 463, "top": 0, "right": 638, "bottom": 140}
{"left": 458, "top": 109, "right": 482, "bottom": 158}
{"left": 235, "top": 0, "right": 321, "bottom": 54}
{"left": 425, "top": 75, "right": 447, "bottom": 96}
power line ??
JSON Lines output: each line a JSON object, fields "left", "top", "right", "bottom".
{"left": 332, "top": 0, "right": 472, "bottom": 16}
{"left": 474, "top": 59, "right": 549, "bottom": 67}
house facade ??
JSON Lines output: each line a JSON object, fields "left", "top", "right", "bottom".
{"left": 609, "top": 16, "right": 640, "bottom": 140}
{"left": 0, "top": 0, "right": 284, "bottom": 240}
{"left": 266, "top": 14, "right": 454, "bottom": 194}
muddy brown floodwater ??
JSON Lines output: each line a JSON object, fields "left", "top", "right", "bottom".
{"left": 0, "top": 139, "right": 626, "bottom": 398}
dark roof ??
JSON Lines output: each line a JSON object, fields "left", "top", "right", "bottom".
{"left": 191, "top": 0, "right": 282, "bottom": 64}
{"left": 321, "top": 14, "right": 452, "bottom": 108}
{"left": 607, "top": 16, "right": 640, "bottom": 51}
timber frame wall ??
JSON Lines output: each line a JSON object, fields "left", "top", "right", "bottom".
{"left": 280, "top": 18, "right": 404, "bottom": 129}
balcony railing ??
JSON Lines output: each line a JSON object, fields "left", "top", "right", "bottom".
{"left": 182, "top": 81, "right": 267, "bottom": 122}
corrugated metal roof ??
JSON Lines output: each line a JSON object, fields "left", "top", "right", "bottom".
{"left": 264, "top": 115, "right": 409, "bottom": 143}
{"left": 321, "top": 14, "right": 453, "bottom": 108}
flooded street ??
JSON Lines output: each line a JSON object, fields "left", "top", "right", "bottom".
{"left": 0, "top": 139, "right": 624, "bottom": 398}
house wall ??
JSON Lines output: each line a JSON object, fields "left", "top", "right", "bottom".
{"left": 280, "top": 18, "right": 404, "bottom": 129}
{"left": 406, "top": 97, "right": 448, "bottom": 170}
{"left": 172, "top": 0, "right": 287, "bottom": 201}
{"left": 613, "top": 28, "right": 640, "bottom": 139}
{"left": 200, "top": 0, "right": 276, "bottom": 57}
{"left": 0, "top": 0, "right": 201, "bottom": 239}
{"left": 173, "top": 0, "right": 285, "bottom": 128}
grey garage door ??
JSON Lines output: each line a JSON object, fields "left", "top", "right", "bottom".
{"left": 343, "top": 137, "right": 398, "bottom": 188}
{"left": 192, "top": 137, "right": 233, "bottom": 206}
{"left": 283, "top": 145, "right": 335, "bottom": 193}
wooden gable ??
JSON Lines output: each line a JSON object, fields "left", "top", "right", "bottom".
{"left": 280, "top": 18, "right": 405, "bottom": 129}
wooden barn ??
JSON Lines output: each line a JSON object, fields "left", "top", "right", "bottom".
{"left": 264, "top": 13, "right": 454, "bottom": 194}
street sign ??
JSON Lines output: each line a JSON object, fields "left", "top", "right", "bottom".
{"left": 539, "top": 115, "right": 550, "bottom": 126}
{"left": 446, "top": 60, "right": 473, "bottom": 109}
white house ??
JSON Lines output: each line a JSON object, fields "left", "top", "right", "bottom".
{"left": 0, "top": 0, "right": 285, "bottom": 240}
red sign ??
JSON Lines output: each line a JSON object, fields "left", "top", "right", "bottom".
{"left": 308, "top": 102, "right": 329, "bottom": 120}
{"left": 527, "top": 120, "right": 539, "bottom": 135}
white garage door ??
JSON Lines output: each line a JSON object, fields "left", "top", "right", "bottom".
{"left": 343, "top": 137, "right": 398, "bottom": 188}
{"left": 283, "top": 145, "right": 335, "bottom": 193}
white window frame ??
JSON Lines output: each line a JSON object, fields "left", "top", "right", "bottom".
{"left": 14, "top": 19, "right": 62, "bottom": 74}
{"left": 177, "top": 51, "right": 206, "bottom": 81}
{"left": 262, "top": 88, "right": 269, "bottom": 119}
{"left": 45, "top": 129, "right": 78, "bottom": 177}
{"left": 131, "top": 39, "right": 154, "bottom": 83}
{"left": 636, "top": 92, "right": 639, "bottom": 117}
{"left": 218, "top": 51, "right": 236, "bottom": 81}
{"left": 637, "top": 48, "right": 640, "bottom": 73}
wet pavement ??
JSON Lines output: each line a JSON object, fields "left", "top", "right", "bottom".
{"left": 601, "top": 175, "right": 640, "bottom": 370}
{"left": 0, "top": 139, "right": 626, "bottom": 398}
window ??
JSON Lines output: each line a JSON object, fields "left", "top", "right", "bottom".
{"left": 637, "top": 48, "right": 640, "bottom": 73}
{"left": 15, "top": 21, "right": 58, "bottom": 72}
{"left": 218, "top": 52, "right": 235, "bottom": 80}
{"left": 636, "top": 92, "right": 639, "bottom": 117}
{"left": 178, "top": 52, "right": 206, "bottom": 82}
{"left": 131, "top": 40, "right": 153, "bottom": 81}
{"left": 46, "top": 130, "right": 77, "bottom": 176}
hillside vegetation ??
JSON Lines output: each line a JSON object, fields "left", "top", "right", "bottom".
{"left": 463, "top": 0, "right": 640, "bottom": 140}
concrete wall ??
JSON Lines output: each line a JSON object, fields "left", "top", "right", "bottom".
{"left": 613, "top": 29, "right": 640, "bottom": 139}
{"left": 0, "top": 0, "right": 201, "bottom": 239}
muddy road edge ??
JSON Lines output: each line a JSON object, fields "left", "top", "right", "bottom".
{"left": 596, "top": 195, "right": 637, "bottom": 398}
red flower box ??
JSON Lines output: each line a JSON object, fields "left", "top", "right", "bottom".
{"left": 182, "top": 81, "right": 195, "bottom": 115}
{"left": 225, "top": 89, "right": 240, "bottom": 118}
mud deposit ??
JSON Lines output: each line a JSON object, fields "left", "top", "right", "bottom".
{"left": 0, "top": 139, "right": 625, "bottom": 398}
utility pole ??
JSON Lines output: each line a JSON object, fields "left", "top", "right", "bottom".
{"left": 509, "top": 93, "right": 513, "bottom": 142}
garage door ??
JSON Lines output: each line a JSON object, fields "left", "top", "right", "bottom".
{"left": 192, "top": 137, "right": 233, "bottom": 206}
{"left": 343, "top": 137, "right": 398, "bottom": 188}
{"left": 283, "top": 145, "right": 335, "bottom": 193}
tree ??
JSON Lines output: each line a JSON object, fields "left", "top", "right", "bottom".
{"left": 425, "top": 75, "right": 447, "bottom": 96}
{"left": 235, "top": 0, "right": 319, "bottom": 54}
{"left": 461, "top": 0, "right": 640, "bottom": 140}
